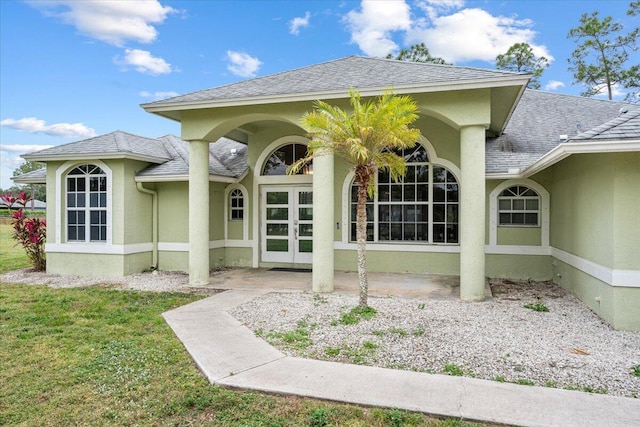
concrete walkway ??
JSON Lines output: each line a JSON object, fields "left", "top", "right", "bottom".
{"left": 163, "top": 289, "right": 640, "bottom": 427}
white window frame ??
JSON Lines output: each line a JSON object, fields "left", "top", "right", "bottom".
{"left": 497, "top": 185, "right": 540, "bottom": 227}
{"left": 346, "top": 143, "right": 460, "bottom": 245}
{"left": 54, "top": 160, "right": 113, "bottom": 246}
{"left": 488, "top": 179, "right": 550, "bottom": 247}
{"left": 224, "top": 183, "right": 249, "bottom": 241}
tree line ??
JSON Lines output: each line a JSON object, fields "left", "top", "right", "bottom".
{"left": 388, "top": 2, "right": 639, "bottom": 101}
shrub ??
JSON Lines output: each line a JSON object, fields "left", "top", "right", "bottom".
{"left": 1, "top": 191, "right": 46, "bottom": 271}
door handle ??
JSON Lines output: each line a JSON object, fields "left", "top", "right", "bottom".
{"left": 294, "top": 226, "right": 298, "bottom": 240}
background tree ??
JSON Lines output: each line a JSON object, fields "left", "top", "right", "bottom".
{"left": 495, "top": 42, "right": 549, "bottom": 89}
{"left": 567, "top": 10, "right": 639, "bottom": 101}
{"left": 289, "top": 90, "right": 421, "bottom": 308}
{"left": 386, "top": 43, "right": 450, "bottom": 65}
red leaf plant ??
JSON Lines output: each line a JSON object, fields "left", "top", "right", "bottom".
{"left": 3, "top": 191, "right": 46, "bottom": 271}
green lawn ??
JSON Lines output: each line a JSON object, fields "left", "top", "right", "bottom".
{"left": 0, "top": 220, "right": 30, "bottom": 273}
{"left": 0, "top": 221, "right": 488, "bottom": 426}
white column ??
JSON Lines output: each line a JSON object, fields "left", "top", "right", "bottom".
{"left": 189, "top": 140, "right": 210, "bottom": 286}
{"left": 312, "top": 150, "right": 334, "bottom": 292}
{"left": 459, "top": 125, "right": 486, "bottom": 301}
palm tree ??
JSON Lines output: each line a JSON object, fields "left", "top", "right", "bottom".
{"left": 289, "top": 90, "right": 421, "bottom": 307}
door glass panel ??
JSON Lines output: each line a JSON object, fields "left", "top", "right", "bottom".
{"left": 267, "top": 224, "right": 288, "bottom": 236}
{"left": 267, "top": 239, "right": 288, "bottom": 252}
{"left": 299, "top": 224, "right": 313, "bottom": 236}
{"left": 267, "top": 207, "right": 288, "bottom": 220}
{"left": 266, "top": 191, "right": 288, "bottom": 204}
{"left": 298, "top": 191, "right": 312, "bottom": 204}
{"left": 298, "top": 207, "right": 313, "bottom": 220}
{"left": 298, "top": 240, "right": 312, "bottom": 253}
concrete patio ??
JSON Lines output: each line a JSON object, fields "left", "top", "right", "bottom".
{"left": 205, "top": 268, "right": 472, "bottom": 300}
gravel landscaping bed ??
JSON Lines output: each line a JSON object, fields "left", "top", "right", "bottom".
{"left": 4, "top": 268, "right": 638, "bottom": 398}
{"left": 231, "top": 279, "right": 640, "bottom": 398}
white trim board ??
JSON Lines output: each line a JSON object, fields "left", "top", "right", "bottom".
{"left": 46, "top": 242, "right": 152, "bottom": 255}
{"left": 157, "top": 240, "right": 253, "bottom": 252}
{"left": 551, "top": 247, "right": 640, "bottom": 288}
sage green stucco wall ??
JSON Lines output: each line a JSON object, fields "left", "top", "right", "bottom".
{"left": 122, "top": 160, "right": 153, "bottom": 245}
{"left": 44, "top": 159, "right": 153, "bottom": 276}
{"left": 46, "top": 252, "right": 151, "bottom": 277}
{"left": 550, "top": 154, "right": 615, "bottom": 267}
{"left": 550, "top": 152, "right": 640, "bottom": 331}
{"left": 335, "top": 250, "right": 460, "bottom": 274}
{"left": 157, "top": 182, "right": 189, "bottom": 243}
{"left": 612, "top": 152, "right": 640, "bottom": 270}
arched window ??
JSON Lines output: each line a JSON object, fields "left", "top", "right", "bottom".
{"left": 66, "top": 165, "right": 107, "bottom": 242}
{"left": 229, "top": 188, "right": 244, "bottom": 220}
{"left": 498, "top": 185, "right": 540, "bottom": 226}
{"left": 261, "top": 143, "right": 312, "bottom": 175}
{"left": 349, "top": 145, "right": 459, "bottom": 243}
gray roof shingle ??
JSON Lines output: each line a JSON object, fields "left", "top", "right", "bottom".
{"left": 144, "top": 56, "right": 525, "bottom": 106}
{"left": 486, "top": 91, "right": 638, "bottom": 173}
{"left": 135, "top": 135, "right": 248, "bottom": 179}
{"left": 23, "top": 130, "right": 172, "bottom": 162}
{"left": 10, "top": 167, "right": 47, "bottom": 184}
{"left": 570, "top": 108, "right": 640, "bottom": 141}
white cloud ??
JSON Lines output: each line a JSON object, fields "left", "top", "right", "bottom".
{"left": 28, "top": 0, "right": 175, "bottom": 47}
{"left": 344, "top": 1, "right": 551, "bottom": 64}
{"left": 545, "top": 81, "right": 565, "bottom": 91}
{"left": 116, "top": 49, "right": 172, "bottom": 75}
{"left": 226, "top": 51, "right": 262, "bottom": 78}
{"left": 408, "top": 8, "right": 552, "bottom": 63}
{"left": 1, "top": 144, "right": 55, "bottom": 153}
{"left": 0, "top": 117, "right": 96, "bottom": 138}
{"left": 290, "top": 12, "right": 311, "bottom": 35}
{"left": 344, "top": 0, "right": 412, "bottom": 57}
{"left": 139, "top": 91, "right": 179, "bottom": 100}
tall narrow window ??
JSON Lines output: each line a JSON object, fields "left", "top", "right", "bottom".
{"left": 229, "top": 188, "right": 244, "bottom": 220}
{"left": 498, "top": 185, "right": 539, "bottom": 226}
{"left": 66, "top": 165, "right": 107, "bottom": 242}
{"left": 350, "top": 145, "right": 459, "bottom": 244}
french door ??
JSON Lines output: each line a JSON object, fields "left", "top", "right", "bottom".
{"left": 261, "top": 186, "right": 313, "bottom": 263}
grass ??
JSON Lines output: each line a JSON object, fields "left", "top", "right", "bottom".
{"left": 0, "top": 220, "right": 30, "bottom": 273}
{"left": 0, "top": 283, "right": 491, "bottom": 426}
{"left": 523, "top": 302, "right": 549, "bottom": 312}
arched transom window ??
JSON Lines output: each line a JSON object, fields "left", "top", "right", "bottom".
{"left": 498, "top": 185, "right": 540, "bottom": 226}
{"left": 66, "top": 164, "right": 107, "bottom": 242}
{"left": 262, "top": 143, "right": 312, "bottom": 175}
{"left": 350, "top": 145, "right": 459, "bottom": 244}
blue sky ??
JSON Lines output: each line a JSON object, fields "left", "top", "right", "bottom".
{"left": 1, "top": 0, "right": 637, "bottom": 189}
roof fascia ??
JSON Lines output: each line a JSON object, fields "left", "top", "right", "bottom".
{"left": 22, "top": 152, "right": 170, "bottom": 164}
{"left": 142, "top": 76, "right": 530, "bottom": 114}
{"left": 11, "top": 176, "right": 47, "bottom": 184}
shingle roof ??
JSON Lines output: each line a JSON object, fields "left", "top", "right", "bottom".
{"left": 10, "top": 168, "right": 47, "bottom": 184}
{"left": 570, "top": 108, "right": 640, "bottom": 141}
{"left": 17, "top": 133, "right": 248, "bottom": 182}
{"left": 23, "top": 130, "right": 172, "bottom": 163}
{"left": 486, "top": 91, "right": 638, "bottom": 173}
{"left": 144, "top": 56, "right": 525, "bottom": 106}
{"left": 137, "top": 135, "right": 248, "bottom": 179}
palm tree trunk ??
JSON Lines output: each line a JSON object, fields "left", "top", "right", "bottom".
{"left": 356, "top": 182, "right": 369, "bottom": 308}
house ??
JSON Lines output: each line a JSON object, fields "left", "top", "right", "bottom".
{"left": 13, "top": 56, "right": 640, "bottom": 330}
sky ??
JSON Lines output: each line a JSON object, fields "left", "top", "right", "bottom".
{"left": 0, "top": 0, "right": 638, "bottom": 189}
